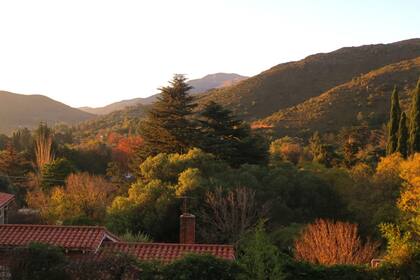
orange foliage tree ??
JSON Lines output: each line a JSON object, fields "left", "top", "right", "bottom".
{"left": 294, "top": 219, "right": 378, "bottom": 265}
{"left": 111, "top": 136, "right": 143, "bottom": 169}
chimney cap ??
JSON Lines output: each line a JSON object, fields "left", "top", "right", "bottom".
{"left": 180, "top": 213, "right": 195, "bottom": 217}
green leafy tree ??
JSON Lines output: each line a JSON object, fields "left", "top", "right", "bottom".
{"left": 238, "top": 222, "right": 284, "bottom": 280}
{"left": 40, "top": 158, "right": 76, "bottom": 192}
{"left": 197, "top": 101, "right": 267, "bottom": 166}
{"left": 137, "top": 74, "right": 197, "bottom": 162}
{"left": 409, "top": 78, "right": 420, "bottom": 154}
{"left": 397, "top": 112, "right": 409, "bottom": 158}
{"left": 387, "top": 86, "right": 401, "bottom": 155}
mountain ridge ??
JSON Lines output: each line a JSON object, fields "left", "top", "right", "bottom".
{"left": 197, "top": 38, "right": 420, "bottom": 120}
{"left": 80, "top": 73, "right": 247, "bottom": 115}
{"left": 254, "top": 57, "right": 420, "bottom": 137}
{"left": 0, "top": 91, "right": 94, "bottom": 134}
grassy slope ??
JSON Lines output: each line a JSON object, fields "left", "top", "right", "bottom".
{"left": 198, "top": 39, "right": 420, "bottom": 120}
{"left": 255, "top": 57, "right": 420, "bottom": 137}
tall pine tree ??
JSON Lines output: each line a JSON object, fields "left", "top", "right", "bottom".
{"left": 397, "top": 112, "right": 409, "bottom": 158}
{"left": 137, "top": 75, "right": 197, "bottom": 161}
{"left": 387, "top": 86, "right": 401, "bottom": 155}
{"left": 409, "top": 78, "right": 420, "bottom": 154}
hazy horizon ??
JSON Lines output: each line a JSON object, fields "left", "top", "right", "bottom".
{"left": 0, "top": 0, "right": 419, "bottom": 108}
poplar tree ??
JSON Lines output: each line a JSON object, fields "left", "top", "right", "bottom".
{"left": 397, "top": 112, "right": 408, "bottom": 158}
{"left": 409, "top": 78, "right": 420, "bottom": 154}
{"left": 137, "top": 75, "right": 197, "bottom": 161}
{"left": 386, "top": 86, "right": 401, "bottom": 155}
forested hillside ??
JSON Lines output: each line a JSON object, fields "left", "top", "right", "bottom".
{"left": 198, "top": 39, "right": 420, "bottom": 120}
{"left": 255, "top": 57, "right": 420, "bottom": 136}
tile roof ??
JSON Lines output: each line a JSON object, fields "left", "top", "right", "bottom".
{"left": 0, "top": 224, "right": 120, "bottom": 252}
{"left": 0, "top": 193, "right": 15, "bottom": 208}
{"left": 100, "top": 242, "right": 235, "bottom": 263}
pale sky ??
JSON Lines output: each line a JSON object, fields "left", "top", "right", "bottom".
{"left": 0, "top": 0, "right": 419, "bottom": 108}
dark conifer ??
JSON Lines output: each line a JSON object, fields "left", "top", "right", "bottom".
{"left": 397, "top": 112, "right": 408, "bottom": 158}
{"left": 409, "top": 78, "right": 420, "bottom": 154}
{"left": 196, "top": 101, "right": 267, "bottom": 166}
{"left": 137, "top": 75, "right": 196, "bottom": 161}
{"left": 386, "top": 86, "right": 401, "bottom": 155}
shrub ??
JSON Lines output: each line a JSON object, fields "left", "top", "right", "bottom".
{"left": 294, "top": 219, "right": 378, "bottom": 265}
{"left": 66, "top": 252, "right": 142, "bottom": 280}
{"left": 9, "top": 242, "right": 69, "bottom": 280}
{"left": 282, "top": 260, "right": 373, "bottom": 280}
{"left": 163, "top": 254, "right": 243, "bottom": 280}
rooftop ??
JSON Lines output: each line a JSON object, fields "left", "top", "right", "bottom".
{"left": 0, "top": 224, "right": 120, "bottom": 252}
{"left": 0, "top": 224, "right": 235, "bottom": 262}
{"left": 0, "top": 193, "right": 15, "bottom": 208}
{"left": 100, "top": 242, "right": 235, "bottom": 262}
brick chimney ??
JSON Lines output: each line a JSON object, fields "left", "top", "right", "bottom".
{"left": 179, "top": 213, "right": 195, "bottom": 244}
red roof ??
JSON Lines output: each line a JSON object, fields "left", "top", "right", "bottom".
{"left": 0, "top": 193, "right": 15, "bottom": 208}
{"left": 100, "top": 242, "right": 235, "bottom": 263}
{"left": 0, "top": 224, "right": 120, "bottom": 252}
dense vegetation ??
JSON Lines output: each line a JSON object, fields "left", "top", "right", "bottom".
{"left": 1, "top": 71, "right": 419, "bottom": 278}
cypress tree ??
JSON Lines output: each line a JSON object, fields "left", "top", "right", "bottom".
{"left": 397, "top": 112, "right": 408, "bottom": 158}
{"left": 386, "top": 86, "right": 401, "bottom": 155}
{"left": 137, "top": 74, "right": 196, "bottom": 161}
{"left": 409, "top": 78, "right": 420, "bottom": 154}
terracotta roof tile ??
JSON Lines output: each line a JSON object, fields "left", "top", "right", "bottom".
{"left": 0, "top": 193, "right": 15, "bottom": 208}
{"left": 100, "top": 242, "right": 235, "bottom": 262}
{"left": 0, "top": 224, "right": 120, "bottom": 251}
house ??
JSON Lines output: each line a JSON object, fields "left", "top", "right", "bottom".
{"left": 0, "top": 211, "right": 235, "bottom": 263}
{"left": 0, "top": 193, "right": 15, "bottom": 225}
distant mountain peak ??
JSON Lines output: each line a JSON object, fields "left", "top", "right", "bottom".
{"left": 79, "top": 72, "right": 248, "bottom": 115}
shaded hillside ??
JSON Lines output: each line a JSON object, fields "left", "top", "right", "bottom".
{"left": 76, "top": 103, "right": 147, "bottom": 137}
{"left": 80, "top": 73, "right": 247, "bottom": 115}
{"left": 255, "top": 57, "right": 420, "bottom": 137}
{"left": 80, "top": 96, "right": 156, "bottom": 115}
{"left": 198, "top": 39, "right": 420, "bottom": 120}
{"left": 0, "top": 91, "right": 94, "bottom": 134}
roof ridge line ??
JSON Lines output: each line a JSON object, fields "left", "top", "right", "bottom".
{"left": 0, "top": 224, "right": 107, "bottom": 229}
{"left": 107, "top": 242, "right": 234, "bottom": 247}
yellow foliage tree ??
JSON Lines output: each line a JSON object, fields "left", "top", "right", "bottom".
{"left": 380, "top": 153, "right": 420, "bottom": 264}
{"left": 398, "top": 154, "right": 420, "bottom": 236}
{"left": 27, "top": 173, "right": 116, "bottom": 224}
